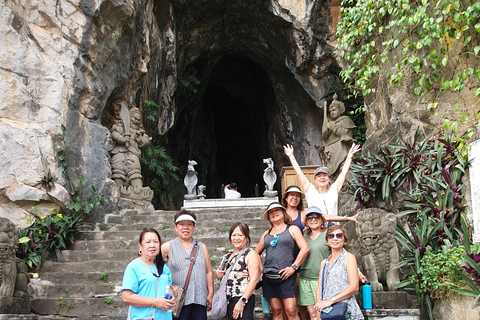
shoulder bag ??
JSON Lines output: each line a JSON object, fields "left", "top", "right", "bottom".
{"left": 211, "top": 248, "right": 249, "bottom": 319}
{"left": 320, "top": 262, "right": 348, "bottom": 320}
{"left": 171, "top": 240, "right": 199, "bottom": 319}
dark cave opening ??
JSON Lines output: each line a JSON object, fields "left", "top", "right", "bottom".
{"left": 201, "top": 56, "right": 274, "bottom": 198}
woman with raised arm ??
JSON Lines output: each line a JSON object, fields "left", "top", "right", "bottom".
{"left": 283, "top": 143, "right": 361, "bottom": 218}
{"left": 255, "top": 202, "right": 309, "bottom": 320}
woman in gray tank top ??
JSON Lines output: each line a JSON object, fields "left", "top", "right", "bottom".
{"left": 255, "top": 202, "right": 309, "bottom": 320}
{"left": 161, "top": 210, "right": 214, "bottom": 320}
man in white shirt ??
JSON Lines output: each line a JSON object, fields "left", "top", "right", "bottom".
{"left": 224, "top": 183, "right": 241, "bottom": 199}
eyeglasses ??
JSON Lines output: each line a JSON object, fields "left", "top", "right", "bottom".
{"left": 327, "top": 233, "right": 344, "bottom": 239}
{"left": 306, "top": 215, "right": 321, "bottom": 220}
{"left": 270, "top": 234, "right": 279, "bottom": 247}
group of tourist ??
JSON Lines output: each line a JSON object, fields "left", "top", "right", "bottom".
{"left": 120, "top": 142, "right": 365, "bottom": 320}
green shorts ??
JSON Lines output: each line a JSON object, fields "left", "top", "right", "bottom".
{"left": 297, "top": 278, "right": 318, "bottom": 306}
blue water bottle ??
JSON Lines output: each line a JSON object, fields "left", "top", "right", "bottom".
{"left": 362, "top": 281, "right": 372, "bottom": 310}
{"left": 164, "top": 285, "right": 173, "bottom": 312}
{"left": 261, "top": 291, "right": 271, "bottom": 314}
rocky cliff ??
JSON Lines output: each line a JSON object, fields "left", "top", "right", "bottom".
{"left": 1, "top": 0, "right": 477, "bottom": 224}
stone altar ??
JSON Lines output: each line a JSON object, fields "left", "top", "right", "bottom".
{"left": 356, "top": 208, "right": 400, "bottom": 291}
{"left": 110, "top": 100, "right": 154, "bottom": 201}
{"left": 0, "top": 218, "right": 30, "bottom": 314}
{"left": 322, "top": 94, "right": 356, "bottom": 177}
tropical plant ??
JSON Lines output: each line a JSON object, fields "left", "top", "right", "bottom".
{"left": 336, "top": 0, "right": 480, "bottom": 117}
{"left": 38, "top": 169, "right": 58, "bottom": 191}
{"left": 17, "top": 208, "right": 81, "bottom": 268}
{"left": 66, "top": 176, "right": 105, "bottom": 215}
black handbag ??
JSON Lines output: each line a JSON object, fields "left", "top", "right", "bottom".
{"left": 320, "top": 263, "right": 347, "bottom": 320}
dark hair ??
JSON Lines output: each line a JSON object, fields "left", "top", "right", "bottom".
{"left": 230, "top": 182, "right": 237, "bottom": 189}
{"left": 138, "top": 228, "right": 165, "bottom": 274}
{"left": 228, "top": 222, "right": 251, "bottom": 246}
{"left": 174, "top": 209, "right": 197, "bottom": 225}
{"left": 325, "top": 225, "right": 349, "bottom": 246}
{"left": 304, "top": 214, "right": 326, "bottom": 235}
{"left": 281, "top": 185, "right": 304, "bottom": 211}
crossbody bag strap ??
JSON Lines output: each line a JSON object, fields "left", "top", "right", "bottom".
{"left": 221, "top": 247, "right": 249, "bottom": 291}
{"left": 321, "top": 261, "right": 327, "bottom": 301}
{"left": 183, "top": 240, "right": 199, "bottom": 292}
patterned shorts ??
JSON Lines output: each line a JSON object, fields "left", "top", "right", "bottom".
{"left": 297, "top": 278, "right": 318, "bottom": 306}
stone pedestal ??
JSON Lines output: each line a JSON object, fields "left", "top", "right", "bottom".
{"left": 0, "top": 296, "right": 31, "bottom": 314}
{"left": 432, "top": 294, "right": 479, "bottom": 320}
{"left": 364, "top": 309, "right": 420, "bottom": 320}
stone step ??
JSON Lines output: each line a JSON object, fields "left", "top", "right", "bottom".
{"left": 37, "top": 271, "right": 125, "bottom": 285}
{"left": 31, "top": 296, "right": 126, "bottom": 317}
{"left": 30, "top": 281, "right": 121, "bottom": 299}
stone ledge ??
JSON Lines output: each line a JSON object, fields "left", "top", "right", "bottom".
{"left": 183, "top": 197, "right": 279, "bottom": 208}
{"left": 364, "top": 309, "right": 420, "bottom": 320}
{"left": 0, "top": 296, "right": 31, "bottom": 314}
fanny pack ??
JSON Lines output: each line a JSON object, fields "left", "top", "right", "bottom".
{"left": 263, "top": 271, "right": 283, "bottom": 284}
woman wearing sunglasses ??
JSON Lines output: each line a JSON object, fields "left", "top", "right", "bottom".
{"left": 255, "top": 202, "right": 309, "bottom": 320}
{"left": 314, "top": 225, "right": 364, "bottom": 320}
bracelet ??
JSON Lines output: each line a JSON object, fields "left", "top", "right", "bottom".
{"left": 151, "top": 299, "right": 155, "bottom": 308}
{"left": 344, "top": 215, "right": 347, "bottom": 221}
{"left": 331, "top": 296, "right": 337, "bottom": 303}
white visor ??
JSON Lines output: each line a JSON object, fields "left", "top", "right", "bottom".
{"left": 175, "top": 214, "right": 196, "bottom": 224}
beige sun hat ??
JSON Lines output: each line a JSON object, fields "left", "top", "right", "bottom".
{"left": 282, "top": 185, "right": 305, "bottom": 200}
{"left": 263, "top": 202, "right": 286, "bottom": 220}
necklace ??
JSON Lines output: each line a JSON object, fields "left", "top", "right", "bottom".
{"left": 139, "top": 256, "right": 155, "bottom": 266}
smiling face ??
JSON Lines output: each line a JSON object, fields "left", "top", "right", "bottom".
{"left": 329, "top": 104, "right": 340, "bottom": 120}
{"left": 314, "top": 172, "right": 330, "bottom": 188}
{"left": 285, "top": 192, "right": 301, "bottom": 209}
{"left": 138, "top": 232, "right": 160, "bottom": 259}
{"left": 268, "top": 208, "right": 284, "bottom": 223}
{"left": 175, "top": 220, "right": 195, "bottom": 241}
{"left": 305, "top": 213, "right": 325, "bottom": 231}
{"left": 230, "top": 226, "right": 248, "bottom": 251}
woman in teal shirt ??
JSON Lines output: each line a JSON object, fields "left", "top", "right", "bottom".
{"left": 122, "top": 228, "right": 175, "bottom": 320}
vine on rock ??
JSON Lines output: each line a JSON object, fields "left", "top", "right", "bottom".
{"left": 337, "top": 0, "right": 480, "bottom": 116}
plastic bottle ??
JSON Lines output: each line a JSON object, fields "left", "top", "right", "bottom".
{"left": 261, "top": 291, "right": 271, "bottom": 314}
{"left": 164, "top": 285, "right": 173, "bottom": 312}
{"left": 362, "top": 281, "right": 372, "bottom": 310}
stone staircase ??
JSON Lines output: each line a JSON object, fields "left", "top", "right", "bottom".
{"left": 29, "top": 202, "right": 271, "bottom": 319}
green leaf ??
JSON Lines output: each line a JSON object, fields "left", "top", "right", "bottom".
{"left": 442, "top": 56, "right": 448, "bottom": 66}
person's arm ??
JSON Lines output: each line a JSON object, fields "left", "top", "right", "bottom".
{"left": 255, "top": 231, "right": 267, "bottom": 255}
{"left": 233, "top": 250, "right": 260, "bottom": 319}
{"left": 323, "top": 213, "right": 358, "bottom": 223}
{"left": 122, "top": 290, "right": 175, "bottom": 311}
{"left": 332, "top": 143, "right": 361, "bottom": 193}
{"left": 161, "top": 242, "right": 170, "bottom": 259}
{"left": 315, "top": 253, "right": 360, "bottom": 311}
{"left": 203, "top": 243, "right": 214, "bottom": 310}
{"left": 280, "top": 226, "right": 309, "bottom": 280}
{"left": 283, "top": 144, "right": 311, "bottom": 192}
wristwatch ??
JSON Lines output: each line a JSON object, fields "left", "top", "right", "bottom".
{"left": 291, "top": 263, "right": 298, "bottom": 271}
{"left": 240, "top": 297, "right": 248, "bottom": 304}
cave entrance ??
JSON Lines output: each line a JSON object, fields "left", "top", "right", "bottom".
{"left": 203, "top": 56, "right": 273, "bottom": 198}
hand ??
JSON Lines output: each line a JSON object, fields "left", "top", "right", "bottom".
{"left": 283, "top": 144, "right": 294, "bottom": 157}
{"left": 314, "top": 299, "right": 333, "bottom": 312}
{"left": 348, "top": 143, "right": 361, "bottom": 157}
{"left": 215, "top": 268, "right": 226, "bottom": 279}
{"left": 233, "top": 301, "right": 245, "bottom": 319}
{"left": 206, "top": 293, "right": 213, "bottom": 311}
{"left": 155, "top": 297, "right": 175, "bottom": 312}
{"left": 358, "top": 270, "right": 367, "bottom": 283}
{"left": 349, "top": 213, "right": 359, "bottom": 223}
{"left": 279, "top": 266, "right": 295, "bottom": 280}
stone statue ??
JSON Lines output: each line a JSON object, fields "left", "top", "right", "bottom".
{"left": 322, "top": 94, "right": 356, "bottom": 177}
{"left": 356, "top": 208, "right": 400, "bottom": 291}
{"left": 0, "top": 217, "right": 30, "bottom": 313}
{"left": 198, "top": 185, "right": 206, "bottom": 199}
{"left": 263, "top": 158, "right": 278, "bottom": 197}
{"left": 110, "top": 99, "right": 154, "bottom": 201}
{"left": 184, "top": 160, "right": 198, "bottom": 200}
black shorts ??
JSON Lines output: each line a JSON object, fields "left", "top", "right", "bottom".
{"left": 263, "top": 274, "right": 296, "bottom": 299}
{"left": 227, "top": 295, "right": 255, "bottom": 320}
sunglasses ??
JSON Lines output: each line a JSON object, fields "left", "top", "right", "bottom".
{"left": 270, "top": 234, "right": 279, "bottom": 247}
{"left": 327, "top": 233, "right": 344, "bottom": 239}
{"left": 306, "top": 215, "right": 321, "bottom": 220}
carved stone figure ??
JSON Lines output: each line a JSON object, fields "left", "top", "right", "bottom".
{"left": 198, "top": 185, "right": 206, "bottom": 199}
{"left": 184, "top": 160, "right": 198, "bottom": 200}
{"left": 0, "top": 217, "right": 30, "bottom": 313}
{"left": 356, "top": 208, "right": 400, "bottom": 291}
{"left": 322, "top": 94, "right": 356, "bottom": 177}
{"left": 110, "top": 99, "right": 154, "bottom": 201}
{"left": 263, "top": 158, "right": 278, "bottom": 197}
